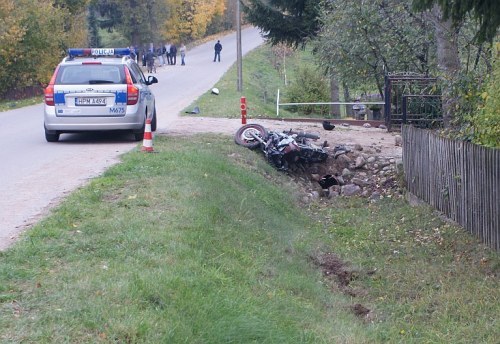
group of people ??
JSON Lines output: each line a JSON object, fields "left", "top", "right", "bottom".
{"left": 141, "top": 43, "right": 187, "bottom": 69}
{"left": 137, "top": 39, "right": 223, "bottom": 73}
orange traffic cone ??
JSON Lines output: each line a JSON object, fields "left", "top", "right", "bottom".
{"left": 141, "top": 119, "right": 154, "bottom": 152}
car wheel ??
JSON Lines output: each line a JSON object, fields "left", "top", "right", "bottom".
{"left": 133, "top": 130, "right": 144, "bottom": 141}
{"left": 133, "top": 116, "right": 146, "bottom": 141}
{"left": 151, "top": 108, "right": 157, "bottom": 132}
{"left": 44, "top": 126, "right": 60, "bottom": 142}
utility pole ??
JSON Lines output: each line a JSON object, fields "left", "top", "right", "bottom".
{"left": 236, "top": 0, "right": 243, "bottom": 92}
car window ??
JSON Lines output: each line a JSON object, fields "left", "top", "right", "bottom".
{"left": 56, "top": 64, "right": 126, "bottom": 85}
{"left": 129, "top": 63, "right": 146, "bottom": 84}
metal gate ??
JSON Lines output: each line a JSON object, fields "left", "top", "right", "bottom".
{"left": 384, "top": 72, "right": 442, "bottom": 131}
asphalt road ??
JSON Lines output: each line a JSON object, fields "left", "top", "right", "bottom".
{"left": 0, "top": 27, "right": 265, "bottom": 250}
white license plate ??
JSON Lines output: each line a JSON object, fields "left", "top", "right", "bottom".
{"left": 75, "top": 97, "right": 107, "bottom": 106}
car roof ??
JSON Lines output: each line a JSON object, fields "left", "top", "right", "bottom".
{"left": 60, "top": 48, "right": 134, "bottom": 65}
{"left": 60, "top": 56, "right": 132, "bottom": 65}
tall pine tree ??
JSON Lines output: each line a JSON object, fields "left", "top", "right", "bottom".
{"left": 242, "top": 0, "right": 320, "bottom": 46}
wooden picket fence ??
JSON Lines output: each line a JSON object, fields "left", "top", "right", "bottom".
{"left": 402, "top": 125, "right": 500, "bottom": 250}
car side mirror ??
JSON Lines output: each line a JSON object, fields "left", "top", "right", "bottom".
{"left": 146, "top": 76, "right": 158, "bottom": 85}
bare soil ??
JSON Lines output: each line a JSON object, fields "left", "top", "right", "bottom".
{"left": 163, "top": 117, "right": 403, "bottom": 159}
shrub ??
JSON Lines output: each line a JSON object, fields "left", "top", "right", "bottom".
{"left": 285, "top": 65, "right": 330, "bottom": 116}
{"left": 470, "top": 45, "right": 500, "bottom": 148}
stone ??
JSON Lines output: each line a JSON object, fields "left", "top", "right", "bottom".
{"left": 328, "top": 191, "right": 340, "bottom": 199}
{"left": 341, "top": 184, "right": 361, "bottom": 196}
{"left": 336, "top": 154, "right": 352, "bottom": 168}
{"left": 367, "top": 156, "right": 376, "bottom": 163}
{"left": 363, "top": 123, "right": 372, "bottom": 128}
{"left": 354, "top": 143, "right": 363, "bottom": 151}
{"left": 352, "top": 178, "right": 372, "bottom": 186}
{"left": 378, "top": 124, "right": 387, "bottom": 130}
{"left": 335, "top": 175, "right": 345, "bottom": 185}
{"left": 310, "top": 191, "right": 320, "bottom": 200}
{"left": 342, "top": 168, "right": 351, "bottom": 177}
{"left": 395, "top": 135, "right": 402, "bottom": 146}
{"left": 355, "top": 156, "right": 366, "bottom": 168}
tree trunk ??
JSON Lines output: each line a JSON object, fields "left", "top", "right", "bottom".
{"left": 343, "top": 82, "right": 353, "bottom": 117}
{"left": 330, "top": 74, "right": 340, "bottom": 118}
{"left": 431, "top": 5, "right": 461, "bottom": 128}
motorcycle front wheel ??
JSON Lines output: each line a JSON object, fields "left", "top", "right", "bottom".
{"left": 234, "top": 124, "right": 268, "bottom": 149}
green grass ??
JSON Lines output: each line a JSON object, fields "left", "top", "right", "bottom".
{"left": 0, "top": 135, "right": 498, "bottom": 343}
{"left": 0, "top": 96, "right": 43, "bottom": 112}
{"left": 182, "top": 44, "right": 321, "bottom": 119}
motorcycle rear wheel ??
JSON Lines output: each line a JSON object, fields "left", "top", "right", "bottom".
{"left": 234, "top": 124, "right": 268, "bottom": 149}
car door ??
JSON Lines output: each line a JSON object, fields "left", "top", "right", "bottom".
{"left": 129, "top": 62, "right": 155, "bottom": 119}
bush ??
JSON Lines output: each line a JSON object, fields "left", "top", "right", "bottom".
{"left": 285, "top": 65, "right": 330, "bottom": 116}
{"left": 470, "top": 45, "right": 500, "bottom": 148}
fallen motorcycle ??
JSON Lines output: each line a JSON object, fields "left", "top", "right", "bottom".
{"left": 234, "top": 123, "right": 329, "bottom": 170}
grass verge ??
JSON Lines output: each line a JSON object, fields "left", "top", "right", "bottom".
{"left": 0, "top": 96, "right": 43, "bottom": 112}
{"left": 0, "top": 135, "right": 498, "bottom": 343}
{"left": 182, "top": 44, "right": 319, "bottom": 119}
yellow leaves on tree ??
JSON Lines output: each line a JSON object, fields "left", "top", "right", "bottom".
{"left": 0, "top": 0, "right": 25, "bottom": 82}
{"left": 162, "top": 0, "right": 225, "bottom": 43}
{"left": 0, "top": 0, "right": 87, "bottom": 94}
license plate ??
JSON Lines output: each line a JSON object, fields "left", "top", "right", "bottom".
{"left": 75, "top": 97, "right": 107, "bottom": 106}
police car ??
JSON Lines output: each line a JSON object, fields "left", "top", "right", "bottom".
{"left": 44, "top": 48, "right": 158, "bottom": 142}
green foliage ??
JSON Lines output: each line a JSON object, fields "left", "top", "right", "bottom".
{"left": 286, "top": 65, "right": 330, "bottom": 115}
{"left": 242, "top": 0, "right": 321, "bottom": 47}
{"left": 181, "top": 44, "right": 323, "bottom": 119}
{"left": 470, "top": 46, "right": 500, "bottom": 147}
{"left": 412, "top": 0, "right": 500, "bottom": 43}
{"left": 0, "top": 0, "right": 88, "bottom": 96}
{"left": 92, "top": 0, "right": 228, "bottom": 46}
{"left": 315, "top": 0, "right": 436, "bottom": 94}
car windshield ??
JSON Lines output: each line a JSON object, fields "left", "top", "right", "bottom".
{"left": 56, "top": 65, "right": 126, "bottom": 85}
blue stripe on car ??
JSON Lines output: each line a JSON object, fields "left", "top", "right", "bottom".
{"left": 54, "top": 93, "right": 66, "bottom": 105}
{"left": 115, "top": 92, "right": 127, "bottom": 104}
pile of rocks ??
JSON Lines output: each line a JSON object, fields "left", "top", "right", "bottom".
{"left": 291, "top": 142, "right": 403, "bottom": 202}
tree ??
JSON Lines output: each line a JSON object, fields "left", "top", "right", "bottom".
{"left": 412, "top": 0, "right": 500, "bottom": 43}
{"left": 161, "top": 0, "right": 225, "bottom": 43}
{"left": 241, "top": 0, "right": 321, "bottom": 47}
{"left": 94, "top": 0, "right": 161, "bottom": 46}
{"left": 0, "top": 0, "right": 88, "bottom": 96}
{"left": 315, "top": 0, "right": 436, "bottom": 98}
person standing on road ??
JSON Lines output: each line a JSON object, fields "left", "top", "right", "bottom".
{"left": 165, "top": 42, "right": 171, "bottom": 65}
{"left": 180, "top": 43, "right": 186, "bottom": 65}
{"left": 170, "top": 43, "right": 177, "bottom": 65}
{"left": 213, "top": 40, "right": 222, "bottom": 62}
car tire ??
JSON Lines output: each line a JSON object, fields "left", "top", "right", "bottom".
{"left": 151, "top": 108, "right": 157, "bottom": 132}
{"left": 44, "top": 126, "right": 60, "bottom": 142}
{"left": 133, "top": 115, "right": 146, "bottom": 141}
{"left": 133, "top": 130, "right": 144, "bottom": 141}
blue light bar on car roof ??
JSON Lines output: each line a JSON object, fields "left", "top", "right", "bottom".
{"left": 67, "top": 48, "right": 131, "bottom": 57}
